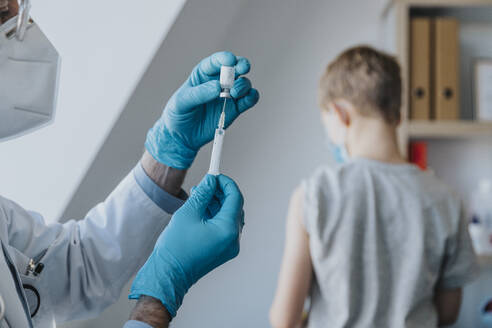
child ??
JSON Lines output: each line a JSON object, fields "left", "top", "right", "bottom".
{"left": 269, "top": 46, "right": 477, "bottom": 328}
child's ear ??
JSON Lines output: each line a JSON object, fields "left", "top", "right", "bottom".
{"left": 332, "top": 100, "right": 351, "bottom": 127}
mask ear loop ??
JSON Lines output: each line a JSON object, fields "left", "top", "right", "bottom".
{"left": 16, "top": 0, "right": 30, "bottom": 41}
{"left": 341, "top": 123, "right": 349, "bottom": 155}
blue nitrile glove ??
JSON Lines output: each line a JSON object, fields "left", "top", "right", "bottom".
{"left": 146, "top": 51, "right": 260, "bottom": 169}
{"left": 129, "top": 174, "right": 245, "bottom": 317}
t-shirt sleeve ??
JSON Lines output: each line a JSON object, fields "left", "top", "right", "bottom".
{"left": 437, "top": 203, "right": 479, "bottom": 290}
{"left": 300, "top": 179, "right": 312, "bottom": 234}
{"left": 301, "top": 175, "right": 324, "bottom": 236}
{"left": 301, "top": 167, "right": 337, "bottom": 238}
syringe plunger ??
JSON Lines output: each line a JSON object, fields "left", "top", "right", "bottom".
{"left": 208, "top": 128, "right": 225, "bottom": 176}
{"left": 220, "top": 66, "right": 235, "bottom": 98}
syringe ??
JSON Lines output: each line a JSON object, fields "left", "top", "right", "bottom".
{"left": 208, "top": 66, "right": 235, "bottom": 176}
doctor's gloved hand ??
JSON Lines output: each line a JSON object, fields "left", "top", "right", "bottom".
{"left": 129, "top": 174, "right": 245, "bottom": 318}
{"left": 145, "top": 51, "right": 260, "bottom": 170}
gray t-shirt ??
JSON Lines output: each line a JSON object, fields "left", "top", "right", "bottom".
{"left": 302, "top": 158, "right": 478, "bottom": 328}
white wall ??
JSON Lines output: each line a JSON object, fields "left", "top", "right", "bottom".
{"left": 0, "top": 0, "right": 186, "bottom": 221}
{"left": 427, "top": 139, "right": 492, "bottom": 203}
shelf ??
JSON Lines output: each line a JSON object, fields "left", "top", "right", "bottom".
{"left": 393, "top": 0, "right": 492, "bottom": 7}
{"left": 408, "top": 120, "right": 492, "bottom": 138}
{"left": 382, "top": 0, "right": 492, "bottom": 19}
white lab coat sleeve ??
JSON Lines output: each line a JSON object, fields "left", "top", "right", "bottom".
{"left": 123, "top": 320, "right": 154, "bottom": 328}
{"left": 0, "top": 166, "right": 183, "bottom": 322}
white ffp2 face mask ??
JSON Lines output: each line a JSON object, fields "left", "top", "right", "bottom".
{"left": 0, "top": 14, "right": 61, "bottom": 141}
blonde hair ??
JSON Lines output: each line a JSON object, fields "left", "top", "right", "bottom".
{"left": 319, "top": 45, "right": 402, "bottom": 124}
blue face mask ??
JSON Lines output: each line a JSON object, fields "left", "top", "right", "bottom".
{"left": 323, "top": 123, "right": 350, "bottom": 164}
{"left": 327, "top": 141, "right": 350, "bottom": 164}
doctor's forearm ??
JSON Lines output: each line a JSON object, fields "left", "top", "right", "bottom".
{"left": 141, "top": 150, "right": 187, "bottom": 197}
{"left": 129, "top": 296, "right": 171, "bottom": 328}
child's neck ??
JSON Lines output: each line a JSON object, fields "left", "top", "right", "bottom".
{"left": 347, "top": 118, "right": 406, "bottom": 164}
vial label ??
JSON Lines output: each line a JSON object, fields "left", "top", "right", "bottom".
{"left": 220, "top": 66, "right": 235, "bottom": 89}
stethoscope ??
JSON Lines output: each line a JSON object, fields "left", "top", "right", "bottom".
{"left": 15, "top": 0, "right": 31, "bottom": 41}
{"left": 0, "top": 288, "right": 40, "bottom": 322}
{"left": 0, "top": 279, "right": 42, "bottom": 322}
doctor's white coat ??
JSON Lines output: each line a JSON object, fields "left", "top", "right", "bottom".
{"left": 0, "top": 168, "right": 175, "bottom": 327}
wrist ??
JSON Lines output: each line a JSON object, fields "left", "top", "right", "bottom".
{"left": 145, "top": 124, "right": 197, "bottom": 170}
{"left": 129, "top": 250, "right": 191, "bottom": 318}
{"left": 129, "top": 296, "right": 171, "bottom": 328}
{"left": 141, "top": 151, "right": 187, "bottom": 197}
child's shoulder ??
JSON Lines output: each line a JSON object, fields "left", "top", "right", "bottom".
{"left": 303, "top": 164, "right": 341, "bottom": 187}
{"left": 411, "top": 169, "right": 463, "bottom": 210}
{"left": 303, "top": 161, "right": 461, "bottom": 208}
{"left": 301, "top": 164, "right": 347, "bottom": 200}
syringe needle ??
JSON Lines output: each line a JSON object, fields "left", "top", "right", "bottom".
{"left": 221, "top": 97, "right": 227, "bottom": 114}
{"left": 219, "top": 98, "right": 227, "bottom": 129}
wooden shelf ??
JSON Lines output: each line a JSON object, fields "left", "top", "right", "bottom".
{"left": 391, "top": 0, "right": 492, "bottom": 8}
{"left": 383, "top": 0, "right": 492, "bottom": 17}
{"left": 408, "top": 120, "right": 492, "bottom": 138}
{"left": 389, "top": 0, "right": 492, "bottom": 150}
